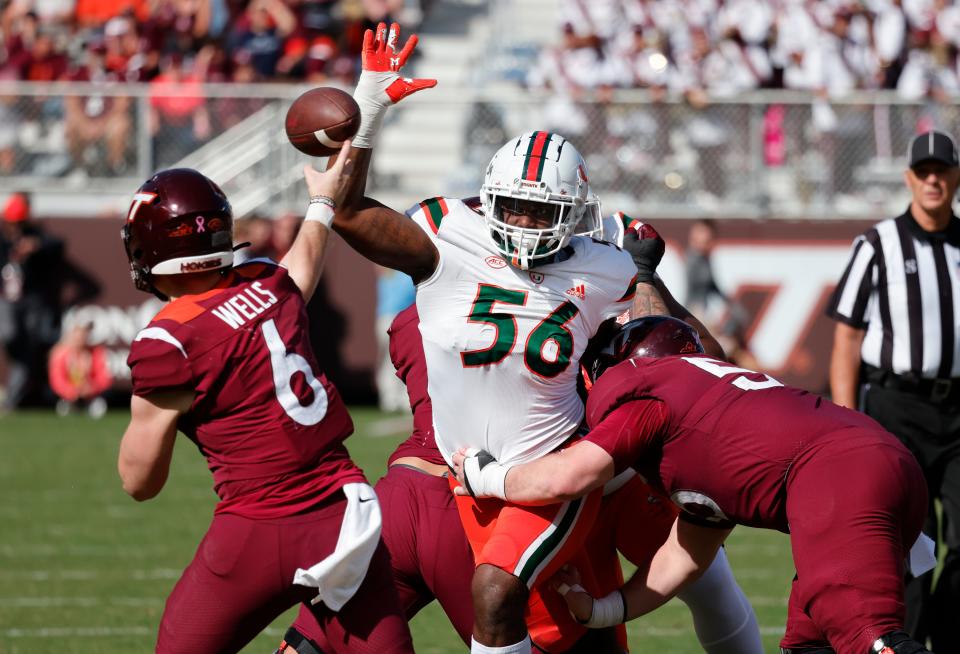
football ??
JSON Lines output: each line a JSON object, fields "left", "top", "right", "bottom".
{"left": 284, "top": 87, "right": 361, "bottom": 157}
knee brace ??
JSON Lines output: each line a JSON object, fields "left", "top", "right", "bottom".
{"left": 869, "top": 630, "right": 930, "bottom": 654}
{"left": 275, "top": 626, "right": 325, "bottom": 654}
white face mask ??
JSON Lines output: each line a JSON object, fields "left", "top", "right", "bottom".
{"left": 509, "top": 230, "right": 543, "bottom": 252}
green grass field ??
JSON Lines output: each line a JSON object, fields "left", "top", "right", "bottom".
{"left": 0, "top": 410, "right": 796, "bottom": 653}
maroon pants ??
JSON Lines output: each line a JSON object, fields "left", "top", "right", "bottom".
{"left": 294, "top": 465, "right": 475, "bottom": 646}
{"left": 156, "top": 495, "right": 413, "bottom": 654}
{"left": 780, "top": 434, "right": 927, "bottom": 654}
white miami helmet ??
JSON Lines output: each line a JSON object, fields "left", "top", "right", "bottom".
{"left": 481, "top": 131, "right": 602, "bottom": 269}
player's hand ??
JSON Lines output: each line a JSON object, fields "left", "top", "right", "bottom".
{"left": 451, "top": 447, "right": 468, "bottom": 489}
{"left": 552, "top": 565, "right": 594, "bottom": 623}
{"left": 361, "top": 22, "right": 436, "bottom": 103}
{"left": 622, "top": 220, "right": 665, "bottom": 284}
{"left": 451, "top": 447, "right": 508, "bottom": 500}
{"left": 352, "top": 22, "right": 436, "bottom": 149}
{"left": 303, "top": 140, "right": 354, "bottom": 206}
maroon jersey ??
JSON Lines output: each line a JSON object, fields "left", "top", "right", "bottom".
{"left": 385, "top": 305, "right": 446, "bottom": 467}
{"left": 584, "top": 355, "right": 894, "bottom": 531}
{"left": 127, "top": 260, "right": 364, "bottom": 518}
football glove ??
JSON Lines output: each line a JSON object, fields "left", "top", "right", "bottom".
{"left": 622, "top": 221, "right": 665, "bottom": 284}
{"left": 460, "top": 447, "right": 508, "bottom": 500}
{"left": 352, "top": 22, "right": 437, "bottom": 148}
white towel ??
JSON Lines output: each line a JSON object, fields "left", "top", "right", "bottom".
{"left": 908, "top": 532, "right": 937, "bottom": 577}
{"left": 293, "top": 482, "right": 382, "bottom": 611}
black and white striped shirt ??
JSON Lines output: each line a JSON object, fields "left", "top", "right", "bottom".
{"left": 827, "top": 210, "right": 960, "bottom": 379}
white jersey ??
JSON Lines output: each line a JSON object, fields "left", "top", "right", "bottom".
{"left": 408, "top": 197, "right": 637, "bottom": 466}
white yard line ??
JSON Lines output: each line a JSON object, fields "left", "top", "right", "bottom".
{"left": 0, "top": 568, "right": 181, "bottom": 581}
{"left": 0, "top": 596, "right": 163, "bottom": 607}
{"left": 3, "top": 627, "right": 152, "bottom": 638}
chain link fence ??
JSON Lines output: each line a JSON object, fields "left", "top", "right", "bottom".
{"left": 0, "top": 82, "right": 955, "bottom": 218}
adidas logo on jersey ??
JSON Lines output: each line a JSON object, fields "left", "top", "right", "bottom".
{"left": 565, "top": 284, "right": 585, "bottom": 299}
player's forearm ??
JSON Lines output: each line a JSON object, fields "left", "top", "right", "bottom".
{"left": 281, "top": 221, "right": 329, "bottom": 303}
{"left": 118, "top": 393, "right": 187, "bottom": 501}
{"left": 622, "top": 520, "right": 726, "bottom": 620}
{"left": 829, "top": 323, "right": 865, "bottom": 408}
{"left": 118, "top": 421, "right": 177, "bottom": 501}
{"left": 504, "top": 444, "right": 613, "bottom": 505}
{"left": 630, "top": 281, "right": 670, "bottom": 318}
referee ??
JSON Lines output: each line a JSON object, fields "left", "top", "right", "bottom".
{"left": 827, "top": 129, "right": 960, "bottom": 652}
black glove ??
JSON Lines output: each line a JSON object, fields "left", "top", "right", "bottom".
{"left": 622, "top": 222, "right": 665, "bottom": 284}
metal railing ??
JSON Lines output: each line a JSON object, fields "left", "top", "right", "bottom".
{"left": 0, "top": 81, "right": 952, "bottom": 218}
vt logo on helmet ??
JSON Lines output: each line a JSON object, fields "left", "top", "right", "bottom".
{"left": 481, "top": 131, "right": 601, "bottom": 270}
{"left": 121, "top": 168, "right": 234, "bottom": 300}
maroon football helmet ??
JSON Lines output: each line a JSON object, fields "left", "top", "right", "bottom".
{"left": 121, "top": 169, "right": 233, "bottom": 299}
{"left": 588, "top": 316, "right": 704, "bottom": 382}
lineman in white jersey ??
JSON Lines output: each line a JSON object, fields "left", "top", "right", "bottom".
{"left": 400, "top": 134, "right": 636, "bottom": 654}
{"left": 407, "top": 192, "right": 636, "bottom": 467}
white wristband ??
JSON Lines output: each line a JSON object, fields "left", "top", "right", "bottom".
{"left": 585, "top": 590, "right": 626, "bottom": 629}
{"left": 461, "top": 448, "right": 508, "bottom": 500}
{"left": 352, "top": 71, "right": 395, "bottom": 149}
{"left": 304, "top": 202, "right": 334, "bottom": 227}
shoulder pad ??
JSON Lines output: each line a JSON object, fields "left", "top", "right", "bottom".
{"left": 416, "top": 197, "right": 452, "bottom": 234}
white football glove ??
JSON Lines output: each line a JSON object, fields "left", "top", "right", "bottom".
{"left": 460, "top": 448, "right": 508, "bottom": 500}
{"left": 352, "top": 21, "right": 437, "bottom": 149}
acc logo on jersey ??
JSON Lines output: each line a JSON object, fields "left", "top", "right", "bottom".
{"left": 529, "top": 272, "right": 544, "bottom": 284}
{"left": 670, "top": 490, "right": 730, "bottom": 524}
{"left": 485, "top": 256, "right": 507, "bottom": 269}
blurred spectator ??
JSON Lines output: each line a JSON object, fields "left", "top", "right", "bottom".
{"left": 0, "top": 92, "right": 19, "bottom": 175}
{"left": 64, "top": 42, "right": 133, "bottom": 175}
{"left": 302, "top": 33, "right": 338, "bottom": 82}
{"left": 75, "top": 0, "right": 148, "bottom": 28}
{"left": 18, "top": 30, "right": 69, "bottom": 81}
{"left": 48, "top": 320, "right": 111, "bottom": 418}
{"left": 0, "top": 194, "right": 64, "bottom": 409}
{"left": 684, "top": 218, "right": 725, "bottom": 317}
{"left": 375, "top": 266, "right": 414, "bottom": 412}
{"left": 527, "top": 23, "right": 614, "bottom": 141}
{"left": 142, "top": 0, "right": 213, "bottom": 56}
{"left": 149, "top": 52, "right": 211, "bottom": 167}
{"left": 227, "top": 0, "right": 296, "bottom": 78}
{"left": 271, "top": 211, "right": 300, "bottom": 258}
{"left": 684, "top": 217, "right": 755, "bottom": 366}
{"left": 233, "top": 215, "right": 277, "bottom": 263}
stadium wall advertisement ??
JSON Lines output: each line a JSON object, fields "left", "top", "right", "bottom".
{"left": 41, "top": 217, "right": 875, "bottom": 401}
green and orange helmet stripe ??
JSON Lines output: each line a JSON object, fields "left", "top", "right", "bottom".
{"left": 522, "top": 131, "right": 555, "bottom": 182}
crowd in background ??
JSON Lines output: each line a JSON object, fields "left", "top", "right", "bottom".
{"left": 534, "top": 0, "right": 960, "bottom": 101}
{"left": 518, "top": 0, "right": 960, "bottom": 207}
{"left": 0, "top": 0, "right": 426, "bottom": 174}
{"left": 0, "top": 0, "right": 424, "bottom": 85}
